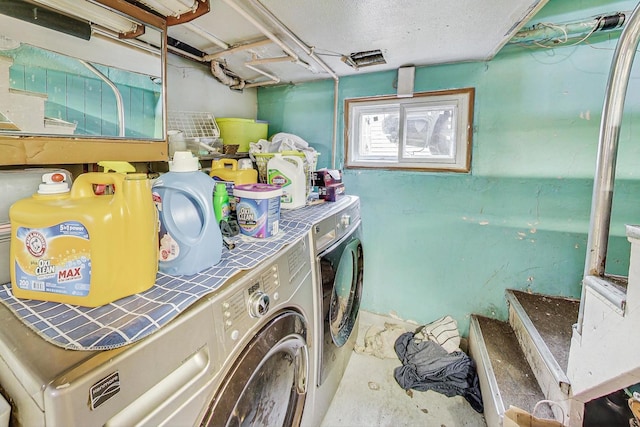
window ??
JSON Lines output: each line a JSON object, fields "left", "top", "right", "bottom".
{"left": 345, "top": 88, "right": 474, "bottom": 172}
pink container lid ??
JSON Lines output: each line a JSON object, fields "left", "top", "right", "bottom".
{"left": 234, "top": 183, "right": 282, "bottom": 199}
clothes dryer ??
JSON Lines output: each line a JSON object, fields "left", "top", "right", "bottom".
{"left": 303, "top": 195, "right": 364, "bottom": 426}
{"left": 0, "top": 235, "right": 315, "bottom": 427}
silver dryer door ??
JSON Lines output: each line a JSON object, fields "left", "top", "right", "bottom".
{"left": 200, "top": 310, "right": 308, "bottom": 427}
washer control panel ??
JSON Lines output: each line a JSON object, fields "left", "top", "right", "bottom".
{"left": 216, "top": 236, "right": 310, "bottom": 350}
{"left": 221, "top": 265, "right": 279, "bottom": 332}
{"left": 247, "top": 290, "right": 270, "bottom": 318}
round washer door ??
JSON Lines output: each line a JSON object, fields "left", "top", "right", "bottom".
{"left": 321, "top": 229, "right": 364, "bottom": 347}
{"left": 200, "top": 310, "right": 308, "bottom": 427}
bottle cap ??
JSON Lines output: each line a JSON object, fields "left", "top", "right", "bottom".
{"left": 38, "top": 172, "right": 70, "bottom": 194}
{"left": 169, "top": 151, "right": 199, "bottom": 172}
{"left": 215, "top": 182, "right": 228, "bottom": 195}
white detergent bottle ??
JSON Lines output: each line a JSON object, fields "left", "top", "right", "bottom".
{"left": 267, "top": 154, "right": 306, "bottom": 209}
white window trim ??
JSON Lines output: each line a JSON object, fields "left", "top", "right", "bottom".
{"left": 345, "top": 88, "right": 474, "bottom": 173}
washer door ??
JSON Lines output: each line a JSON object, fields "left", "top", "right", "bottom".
{"left": 319, "top": 225, "right": 364, "bottom": 384}
{"left": 200, "top": 311, "right": 308, "bottom": 427}
{"left": 321, "top": 227, "right": 364, "bottom": 346}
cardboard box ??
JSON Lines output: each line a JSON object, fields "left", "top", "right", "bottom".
{"left": 318, "top": 183, "right": 345, "bottom": 202}
{"left": 311, "top": 169, "right": 342, "bottom": 187}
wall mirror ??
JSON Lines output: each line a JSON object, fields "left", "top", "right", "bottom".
{"left": 0, "top": 0, "right": 167, "bottom": 165}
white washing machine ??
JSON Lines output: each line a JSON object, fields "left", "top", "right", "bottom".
{"left": 0, "top": 235, "right": 316, "bottom": 426}
{"left": 302, "top": 195, "right": 364, "bottom": 427}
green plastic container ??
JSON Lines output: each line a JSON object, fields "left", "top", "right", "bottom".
{"left": 216, "top": 118, "right": 268, "bottom": 153}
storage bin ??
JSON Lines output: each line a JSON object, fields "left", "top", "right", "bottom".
{"left": 216, "top": 118, "right": 268, "bottom": 153}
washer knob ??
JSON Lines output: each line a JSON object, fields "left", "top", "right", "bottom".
{"left": 248, "top": 291, "right": 270, "bottom": 318}
{"left": 340, "top": 214, "right": 351, "bottom": 228}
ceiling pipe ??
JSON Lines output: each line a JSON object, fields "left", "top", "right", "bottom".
{"left": 219, "top": 0, "right": 311, "bottom": 72}
{"left": 576, "top": 2, "right": 640, "bottom": 335}
{"left": 246, "top": 0, "right": 340, "bottom": 168}
{"left": 246, "top": 56, "right": 295, "bottom": 66}
{"left": 245, "top": 64, "right": 280, "bottom": 84}
{"left": 211, "top": 61, "right": 245, "bottom": 89}
{"left": 204, "top": 38, "right": 272, "bottom": 61}
{"left": 246, "top": 0, "right": 337, "bottom": 80}
{"left": 509, "top": 11, "right": 628, "bottom": 45}
{"left": 183, "top": 22, "right": 229, "bottom": 49}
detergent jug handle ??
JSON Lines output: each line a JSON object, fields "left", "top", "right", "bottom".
{"left": 70, "top": 172, "right": 126, "bottom": 199}
{"left": 220, "top": 158, "right": 238, "bottom": 170}
{"left": 282, "top": 155, "right": 304, "bottom": 173}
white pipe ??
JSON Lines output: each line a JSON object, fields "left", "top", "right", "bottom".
{"left": 204, "top": 38, "right": 272, "bottom": 61}
{"left": 182, "top": 22, "right": 229, "bottom": 50}
{"left": 245, "top": 0, "right": 340, "bottom": 167}
{"left": 245, "top": 64, "right": 280, "bottom": 83}
{"left": 220, "top": 0, "right": 311, "bottom": 72}
{"left": 246, "top": 56, "right": 292, "bottom": 65}
{"left": 247, "top": 0, "right": 338, "bottom": 81}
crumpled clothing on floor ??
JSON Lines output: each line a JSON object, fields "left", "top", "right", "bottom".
{"left": 393, "top": 331, "right": 484, "bottom": 413}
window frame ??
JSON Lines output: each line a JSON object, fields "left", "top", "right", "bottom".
{"left": 345, "top": 87, "right": 474, "bottom": 173}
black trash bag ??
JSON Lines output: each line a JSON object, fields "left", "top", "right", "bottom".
{"left": 393, "top": 332, "right": 484, "bottom": 413}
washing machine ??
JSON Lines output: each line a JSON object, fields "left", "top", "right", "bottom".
{"left": 302, "top": 195, "right": 364, "bottom": 426}
{"left": 0, "top": 235, "right": 315, "bottom": 427}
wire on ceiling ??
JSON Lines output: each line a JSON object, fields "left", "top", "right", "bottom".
{"left": 509, "top": 11, "right": 628, "bottom": 48}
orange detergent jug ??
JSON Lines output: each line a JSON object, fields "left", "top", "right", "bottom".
{"left": 9, "top": 164, "right": 158, "bottom": 307}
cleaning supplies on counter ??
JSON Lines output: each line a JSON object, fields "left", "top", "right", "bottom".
{"left": 152, "top": 151, "right": 223, "bottom": 276}
{"left": 209, "top": 158, "right": 258, "bottom": 186}
{"left": 213, "top": 182, "right": 230, "bottom": 223}
{"left": 312, "top": 168, "right": 345, "bottom": 202}
{"left": 9, "top": 164, "right": 158, "bottom": 307}
{"left": 233, "top": 183, "right": 282, "bottom": 238}
{"left": 267, "top": 153, "right": 306, "bottom": 209}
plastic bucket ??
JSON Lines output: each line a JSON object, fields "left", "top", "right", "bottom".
{"left": 233, "top": 183, "right": 282, "bottom": 238}
{"left": 216, "top": 118, "right": 268, "bottom": 153}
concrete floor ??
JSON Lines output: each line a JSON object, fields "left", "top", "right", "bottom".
{"left": 320, "top": 311, "right": 487, "bottom": 427}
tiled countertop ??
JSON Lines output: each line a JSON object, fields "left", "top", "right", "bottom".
{"left": 0, "top": 197, "right": 353, "bottom": 351}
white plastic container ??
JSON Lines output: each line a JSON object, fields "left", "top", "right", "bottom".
{"left": 233, "top": 183, "right": 282, "bottom": 238}
{"left": 267, "top": 154, "right": 306, "bottom": 209}
{"left": 152, "top": 151, "right": 223, "bottom": 275}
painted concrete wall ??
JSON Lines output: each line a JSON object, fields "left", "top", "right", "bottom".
{"left": 166, "top": 54, "right": 257, "bottom": 119}
{"left": 257, "top": 0, "right": 640, "bottom": 334}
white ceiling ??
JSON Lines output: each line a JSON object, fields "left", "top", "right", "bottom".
{"left": 166, "top": 0, "right": 548, "bottom": 86}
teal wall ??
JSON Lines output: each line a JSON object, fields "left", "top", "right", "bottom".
{"left": 258, "top": 0, "right": 640, "bottom": 334}
{"left": 4, "top": 45, "right": 161, "bottom": 138}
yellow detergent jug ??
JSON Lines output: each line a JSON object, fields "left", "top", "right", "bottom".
{"left": 209, "top": 158, "right": 258, "bottom": 185}
{"left": 9, "top": 164, "right": 158, "bottom": 307}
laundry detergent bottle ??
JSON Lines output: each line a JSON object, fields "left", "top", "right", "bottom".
{"left": 267, "top": 154, "right": 306, "bottom": 209}
{"left": 209, "top": 158, "right": 258, "bottom": 186}
{"left": 9, "top": 165, "right": 158, "bottom": 307}
{"left": 152, "top": 151, "right": 223, "bottom": 275}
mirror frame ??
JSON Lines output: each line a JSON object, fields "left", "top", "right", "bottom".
{"left": 0, "top": 0, "right": 168, "bottom": 166}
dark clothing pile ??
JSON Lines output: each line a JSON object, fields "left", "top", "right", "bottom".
{"left": 393, "top": 332, "right": 484, "bottom": 413}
